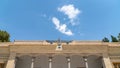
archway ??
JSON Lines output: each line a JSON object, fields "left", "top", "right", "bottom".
{"left": 52, "top": 55, "right": 67, "bottom": 68}
{"left": 71, "top": 55, "right": 85, "bottom": 68}
{"left": 15, "top": 55, "right": 31, "bottom": 68}
{"left": 87, "top": 55, "right": 103, "bottom": 68}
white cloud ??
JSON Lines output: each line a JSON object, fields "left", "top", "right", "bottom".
{"left": 52, "top": 17, "right": 73, "bottom": 36}
{"left": 58, "top": 4, "right": 80, "bottom": 19}
{"left": 58, "top": 4, "right": 80, "bottom": 25}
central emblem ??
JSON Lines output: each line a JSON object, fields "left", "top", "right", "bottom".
{"left": 56, "top": 38, "right": 62, "bottom": 51}
{"left": 46, "top": 39, "right": 72, "bottom": 51}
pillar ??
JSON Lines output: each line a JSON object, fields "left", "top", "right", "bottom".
{"left": 66, "top": 57, "right": 71, "bottom": 68}
{"left": 102, "top": 54, "right": 113, "bottom": 68}
{"left": 31, "top": 57, "right": 35, "bottom": 68}
{"left": 6, "top": 53, "right": 16, "bottom": 68}
{"left": 49, "top": 57, "right": 52, "bottom": 68}
{"left": 83, "top": 56, "right": 88, "bottom": 68}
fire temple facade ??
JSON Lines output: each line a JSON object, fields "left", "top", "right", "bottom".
{"left": 0, "top": 40, "right": 120, "bottom": 68}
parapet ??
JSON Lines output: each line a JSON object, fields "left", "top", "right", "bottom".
{"left": 0, "top": 40, "right": 120, "bottom": 46}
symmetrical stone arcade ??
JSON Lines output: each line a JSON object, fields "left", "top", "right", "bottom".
{"left": 15, "top": 54, "right": 103, "bottom": 68}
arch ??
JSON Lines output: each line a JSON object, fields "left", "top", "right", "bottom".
{"left": 34, "top": 55, "right": 49, "bottom": 68}
{"left": 52, "top": 55, "right": 67, "bottom": 68}
{"left": 15, "top": 55, "right": 32, "bottom": 68}
{"left": 71, "top": 55, "right": 85, "bottom": 68}
{"left": 87, "top": 55, "right": 103, "bottom": 68}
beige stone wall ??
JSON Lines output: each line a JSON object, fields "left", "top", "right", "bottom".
{"left": 0, "top": 41, "right": 119, "bottom": 56}
{"left": 0, "top": 44, "right": 10, "bottom": 63}
{"left": 109, "top": 46, "right": 120, "bottom": 56}
{"left": 0, "top": 46, "right": 9, "bottom": 54}
{"left": 8, "top": 44, "right": 108, "bottom": 55}
{"left": 63, "top": 45, "right": 108, "bottom": 53}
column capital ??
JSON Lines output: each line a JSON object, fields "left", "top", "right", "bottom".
{"left": 49, "top": 56, "right": 53, "bottom": 58}
{"left": 83, "top": 56, "right": 88, "bottom": 58}
{"left": 66, "top": 56, "right": 70, "bottom": 58}
{"left": 31, "top": 57, "right": 36, "bottom": 62}
{"left": 66, "top": 57, "right": 70, "bottom": 62}
{"left": 49, "top": 56, "right": 52, "bottom": 62}
{"left": 83, "top": 56, "right": 88, "bottom": 62}
{"left": 31, "top": 57, "right": 36, "bottom": 59}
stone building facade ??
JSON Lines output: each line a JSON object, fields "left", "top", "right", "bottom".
{"left": 0, "top": 40, "right": 120, "bottom": 68}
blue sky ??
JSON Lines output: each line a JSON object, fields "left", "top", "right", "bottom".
{"left": 0, "top": 0, "right": 120, "bottom": 41}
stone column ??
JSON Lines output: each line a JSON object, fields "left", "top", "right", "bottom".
{"left": 31, "top": 57, "right": 35, "bottom": 68}
{"left": 66, "top": 57, "right": 71, "bottom": 68}
{"left": 49, "top": 57, "right": 52, "bottom": 68}
{"left": 6, "top": 53, "right": 16, "bottom": 68}
{"left": 102, "top": 54, "right": 113, "bottom": 68}
{"left": 83, "top": 56, "right": 88, "bottom": 68}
